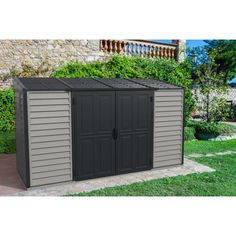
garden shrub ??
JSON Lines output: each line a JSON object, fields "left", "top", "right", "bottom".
{"left": 184, "top": 127, "right": 196, "bottom": 141}
{"left": 196, "top": 123, "right": 221, "bottom": 136}
{"left": 185, "top": 120, "right": 202, "bottom": 130}
{"left": 186, "top": 120, "right": 236, "bottom": 136}
{"left": 0, "top": 89, "right": 15, "bottom": 132}
{"left": 52, "top": 56, "right": 194, "bottom": 119}
{"left": 0, "top": 131, "right": 16, "bottom": 154}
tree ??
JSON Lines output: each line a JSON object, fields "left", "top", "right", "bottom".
{"left": 204, "top": 40, "right": 236, "bottom": 81}
{"left": 187, "top": 46, "right": 231, "bottom": 123}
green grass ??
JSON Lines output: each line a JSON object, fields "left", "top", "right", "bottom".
{"left": 184, "top": 139, "right": 236, "bottom": 155}
{"left": 69, "top": 140, "right": 236, "bottom": 196}
{"left": 0, "top": 130, "right": 16, "bottom": 154}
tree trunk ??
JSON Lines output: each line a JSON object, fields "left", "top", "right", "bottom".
{"left": 206, "top": 92, "right": 210, "bottom": 123}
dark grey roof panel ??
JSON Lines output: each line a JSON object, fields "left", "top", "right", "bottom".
{"left": 94, "top": 78, "right": 149, "bottom": 89}
{"left": 16, "top": 77, "right": 181, "bottom": 91}
{"left": 129, "top": 78, "right": 181, "bottom": 89}
{"left": 59, "top": 78, "right": 111, "bottom": 89}
{"left": 17, "top": 78, "right": 69, "bottom": 90}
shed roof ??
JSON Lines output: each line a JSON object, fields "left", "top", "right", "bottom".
{"left": 128, "top": 78, "right": 181, "bottom": 89}
{"left": 94, "top": 78, "right": 148, "bottom": 89}
{"left": 17, "top": 78, "right": 69, "bottom": 91}
{"left": 59, "top": 78, "right": 110, "bottom": 90}
{"left": 16, "top": 77, "right": 181, "bottom": 91}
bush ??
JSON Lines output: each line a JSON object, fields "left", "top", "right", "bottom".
{"left": 0, "top": 89, "right": 15, "bottom": 132}
{"left": 0, "top": 131, "right": 16, "bottom": 154}
{"left": 52, "top": 56, "right": 194, "bottom": 119}
{"left": 184, "top": 127, "right": 196, "bottom": 141}
{"left": 196, "top": 123, "right": 221, "bottom": 136}
{"left": 186, "top": 120, "right": 236, "bottom": 136}
{"left": 185, "top": 120, "right": 200, "bottom": 129}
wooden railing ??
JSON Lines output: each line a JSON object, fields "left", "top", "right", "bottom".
{"left": 100, "top": 39, "right": 178, "bottom": 60}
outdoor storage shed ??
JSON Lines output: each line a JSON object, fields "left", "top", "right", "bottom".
{"left": 14, "top": 77, "right": 184, "bottom": 188}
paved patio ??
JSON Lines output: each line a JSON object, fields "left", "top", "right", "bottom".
{"left": 0, "top": 155, "right": 214, "bottom": 196}
{"left": 0, "top": 155, "right": 26, "bottom": 196}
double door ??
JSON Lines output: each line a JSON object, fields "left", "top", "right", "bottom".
{"left": 72, "top": 90, "right": 153, "bottom": 180}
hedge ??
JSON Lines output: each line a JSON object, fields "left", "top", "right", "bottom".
{"left": 184, "top": 127, "right": 196, "bottom": 141}
{"left": 0, "top": 88, "right": 15, "bottom": 132}
{"left": 0, "top": 131, "right": 16, "bottom": 154}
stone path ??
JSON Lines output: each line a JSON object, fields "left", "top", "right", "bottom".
{"left": 12, "top": 158, "right": 214, "bottom": 196}
{"left": 188, "top": 150, "right": 236, "bottom": 158}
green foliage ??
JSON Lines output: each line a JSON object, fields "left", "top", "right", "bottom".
{"left": 0, "top": 89, "right": 15, "bottom": 132}
{"left": 196, "top": 123, "right": 221, "bottom": 136}
{"left": 52, "top": 56, "right": 194, "bottom": 118}
{"left": 186, "top": 120, "right": 236, "bottom": 136}
{"left": 0, "top": 131, "right": 16, "bottom": 154}
{"left": 205, "top": 40, "right": 236, "bottom": 79}
{"left": 184, "top": 127, "right": 196, "bottom": 141}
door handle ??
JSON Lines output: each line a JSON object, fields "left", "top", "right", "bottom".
{"left": 112, "top": 128, "right": 118, "bottom": 140}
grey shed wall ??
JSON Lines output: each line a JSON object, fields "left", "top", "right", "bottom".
{"left": 153, "top": 89, "right": 184, "bottom": 168}
{"left": 27, "top": 91, "right": 72, "bottom": 186}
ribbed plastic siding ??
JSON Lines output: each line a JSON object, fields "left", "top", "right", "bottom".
{"left": 27, "top": 91, "right": 72, "bottom": 186}
{"left": 153, "top": 89, "right": 183, "bottom": 168}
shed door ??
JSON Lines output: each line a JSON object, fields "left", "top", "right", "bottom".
{"left": 116, "top": 91, "right": 153, "bottom": 174}
{"left": 73, "top": 91, "right": 116, "bottom": 180}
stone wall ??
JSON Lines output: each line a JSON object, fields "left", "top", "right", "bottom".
{"left": 0, "top": 40, "right": 106, "bottom": 89}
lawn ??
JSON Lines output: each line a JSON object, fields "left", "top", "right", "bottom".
{"left": 70, "top": 140, "right": 236, "bottom": 196}
{"left": 184, "top": 139, "right": 236, "bottom": 155}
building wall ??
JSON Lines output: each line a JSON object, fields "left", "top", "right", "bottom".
{"left": 0, "top": 40, "right": 106, "bottom": 89}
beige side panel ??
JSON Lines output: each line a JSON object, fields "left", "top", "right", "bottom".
{"left": 153, "top": 89, "right": 184, "bottom": 168}
{"left": 27, "top": 91, "right": 72, "bottom": 187}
